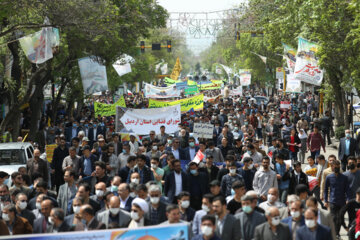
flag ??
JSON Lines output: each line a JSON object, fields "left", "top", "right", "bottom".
{"left": 192, "top": 150, "right": 204, "bottom": 164}
{"left": 169, "top": 57, "right": 182, "bottom": 80}
{"left": 188, "top": 108, "right": 195, "bottom": 116}
{"left": 127, "top": 89, "right": 133, "bottom": 96}
{"left": 251, "top": 52, "right": 267, "bottom": 64}
{"left": 113, "top": 62, "right": 132, "bottom": 77}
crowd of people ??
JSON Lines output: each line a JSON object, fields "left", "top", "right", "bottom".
{"left": 0, "top": 90, "right": 360, "bottom": 240}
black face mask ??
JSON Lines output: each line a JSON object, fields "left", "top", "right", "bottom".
{"left": 334, "top": 167, "right": 340, "bottom": 173}
{"left": 348, "top": 164, "right": 356, "bottom": 170}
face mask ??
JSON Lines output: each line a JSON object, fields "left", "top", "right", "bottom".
{"left": 131, "top": 178, "right": 140, "bottom": 184}
{"left": 167, "top": 140, "right": 172, "bottom": 144}
{"left": 244, "top": 122, "right": 248, "bottom": 126}
{"left": 189, "top": 142, "right": 195, "bottom": 147}
{"left": 150, "top": 197, "right": 160, "bottom": 204}
{"left": 242, "top": 205, "right": 252, "bottom": 214}
{"left": 95, "top": 190, "right": 104, "bottom": 197}
{"left": 122, "top": 149, "right": 127, "bottom": 154}
{"left": 305, "top": 219, "right": 316, "bottom": 228}
{"left": 109, "top": 208, "right": 120, "bottom": 215}
{"left": 152, "top": 146, "right": 158, "bottom": 151}
{"left": 334, "top": 167, "right": 340, "bottom": 174}
{"left": 151, "top": 164, "right": 157, "bottom": 169}
{"left": 290, "top": 211, "right": 300, "bottom": 218}
{"left": 234, "top": 127, "right": 238, "bottom": 131}
{"left": 346, "top": 133, "right": 351, "bottom": 138}
{"left": 247, "top": 151, "right": 252, "bottom": 156}
{"left": 36, "top": 202, "right": 41, "bottom": 210}
{"left": 93, "top": 124, "right": 97, "bottom": 128}
{"left": 84, "top": 124, "right": 88, "bottom": 128}
{"left": 267, "top": 194, "right": 276, "bottom": 203}
{"left": 181, "top": 200, "right": 190, "bottom": 209}
{"left": 73, "top": 206, "right": 81, "bottom": 214}
{"left": 130, "top": 211, "right": 140, "bottom": 220}
{"left": 348, "top": 164, "right": 356, "bottom": 170}
{"left": 73, "top": 124, "right": 77, "bottom": 128}
{"left": 129, "top": 192, "right": 136, "bottom": 198}
{"left": 271, "top": 216, "right": 281, "bottom": 226}
{"left": 202, "top": 204, "right": 210, "bottom": 212}
{"left": 229, "top": 169, "right": 236, "bottom": 175}
{"left": 2, "top": 213, "right": 9, "bottom": 221}
{"left": 190, "top": 169, "right": 198, "bottom": 175}
{"left": 201, "top": 226, "right": 213, "bottom": 237}
{"left": 248, "top": 163, "right": 254, "bottom": 170}
{"left": 111, "top": 185, "right": 118, "bottom": 192}
{"left": 231, "top": 189, "right": 236, "bottom": 196}
{"left": 19, "top": 201, "right": 27, "bottom": 210}
{"left": 48, "top": 216, "right": 54, "bottom": 225}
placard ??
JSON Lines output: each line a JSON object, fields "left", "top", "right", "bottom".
{"left": 193, "top": 123, "right": 214, "bottom": 139}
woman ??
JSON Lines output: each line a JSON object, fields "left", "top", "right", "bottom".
{"left": 298, "top": 129, "right": 308, "bottom": 164}
{"left": 287, "top": 128, "right": 301, "bottom": 162}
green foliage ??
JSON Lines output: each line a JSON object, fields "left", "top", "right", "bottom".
{"left": 335, "top": 126, "right": 345, "bottom": 140}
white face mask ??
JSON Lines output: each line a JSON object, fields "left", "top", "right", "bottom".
{"left": 267, "top": 194, "right": 276, "bottom": 203}
{"left": 73, "top": 206, "right": 81, "bottom": 214}
{"left": 109, "top": 208, "right": 120, "bottom": 215}
{"left": 181, "top": 200, "right": 190, "bottom": 209}
{"left": 271, "top": 216, "right": 280, "bottom": 226}
{"left": 131, "top": 178, "right": 140, "bottom": 184}
{"left": 201, "top": 226, "right": 213, "bottom": 236}
{"left": 248, "top": 163, "right": 254, "bottom": 170}
{"left": 150, "top": 197, "right": 160, "bottom": 204}
{"left": 2, "top": 213, "right": 9, "bottom": 221}
{"left": 129, "top": 192, "right": 137, "bottom": 198}
{"left": 305, "top": 219, "right": 316, "bottom": 228}
{"left": 48, "top": 216, "right": 54, "bottom": 225}
{"left": 151, "top": 164, "right": 157, "bottom": 169}
{"left": 290, "top": 211, "right": 300, "bottom": 218}
{"left": 95, "top": 190, "right": 104, "bottom": 197}
{"left": 202, "top": 204, "right": 210, "bottom": 212}
{"left": 19, "top": 201, "right": 27, "bottom": 210}
{"left": 36, "top": 202, "right": 41, "bottom": 210}
{"left": 152, "top": 146, "right": 158, "bottom": 151}
{"left": 229, "top": 169, "right": 236, "bottom": 175}
{"left": 130, "top": 211, "right": 140, "bottom": 221}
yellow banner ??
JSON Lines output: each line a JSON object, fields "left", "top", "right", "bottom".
{"left": 148, "top": 94, "right": 204, "bottom": 112}
{"left": 46, "top": 144, "right": 57, "bottom": 163}
{"left": 169, "top": 57, "right": 182, "bottom": 81}
{"left": 94, "top": 96, "right": 126, "bottom": 116}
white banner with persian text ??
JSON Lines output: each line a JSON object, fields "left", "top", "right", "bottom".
{"left": 143, "top": 83, "right": 181, "bottom": 99}
{"left": 239, "top": 69, "right": 251, "bottom": 86}
{"left": 78, "top": 57, "right": 108, "bottom": 94}
{"left": 193, "top": 123, "right": 214, "bottom": 139}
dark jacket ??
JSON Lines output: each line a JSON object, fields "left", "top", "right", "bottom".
{"left": 56, "top": 221, "right": 73, "bottom": 232}
{"left": 78, "top": 154, "right": 98, "bottom": 177}
{"left": 166, "top": 147, "right": 189, "bottom": 161}
{"left": 199, "top": 165, "right": 219, "bottom": 183}
{"left": 286, "top": 134, "right": 301, "bottom": 153}
{"left": 87, "top": 217, "right": 106, "bottom": 230}
{"left": 289, "top": 170, "right": 309, "bottom": 194}
{"left": 254, "top": 222, "right": 291, "bottom": 240}
{"left": 51, "top": 145, "right": 69, "bottom": 185}
{"left": 145, "top": 200, "right": 168, "bottom": 225}
{"left": 215, "top": 214, "right": 241, "bottom": 240}
{"left": 127, "top": 165, "right": 154, "bottom": 184}
{"left": 27, "top": 158, "right": 49, "bottom": 183}
{"left": 281, "top": 216, "right": 305, "bottom": 233}
{"left": 338, "top": 137, "right": 358, "bottom": 161}
{"left": 182, "top": 207, "right": 196, "bottom": 222}
{"left": 164, "top": 171, "right": 189, "bottom": 203}
{"left": 120, "top": 196, "right": 134, "bottom": 212}
{"left": 296, "top": 223, "right": 332, "bottom": 240}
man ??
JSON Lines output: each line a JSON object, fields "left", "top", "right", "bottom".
{"left": 307, "top": 126, "right": 326, "bottom": 159}
{"left": 49, "top": 208, "right": 72, "bottom": 232}
{"left": 90, "top": 182, "right": 107, "bottom": 209}
{"left": 254, "top": 206, "right": 291, "bottom": 240}
{"left": 193, "top": 194, "right": 214, "bottom": 235}
{"left": 320, "top": 155, "right": 336, "bottom": 200}
{"left": 73, "top": 183, "right": 100, "bottom": 214}
{"left": 192, "top": 215, "right": 221, "bottom": 240}
{"left": 156, "top": 125, "right": 169, "bottom": 144}
{"left": 79, "top": 145, "right": 97, "bottom": 178}
{"left": 2, "top": 203, "right": 32, "bottom": 235}
{"left": 9, "top": 172, "right": 31, "bottom": 197}
{"left": 205, "top": 141, "right": 224, "bottom": 163}
{"left": 296, "top": 207, "right": 332, "bottom": 240}
{"left": 80, "top": 204, "right": 106, "bottom": 230}
{"left": 265, "top": 118, "right": 280, "bottom": 145}
{"left": 242, "top": 144, "right": 263, "bottom": 167}
{"left": 218, "top": 137, "right": 233, "bottom": 159}
{"left": 64, "top": 197, "right": 84, "bottom": 230}
{"left": 29, "top": 179, "right": 57, "bottom": 210}
{"left": 274, "top": 154, "right": 291, "bottom": 203}
{"left": 238, "top": 157, "right": 255, "bottom": 191}
{"left": 209, "top": 180, "right": 222, "bottom": 198}
{"left": 118, "top": 183, "right": 134, "bottom": 212}
{"left": 52, "top": 137, "right": 69, "bottom": 192}
{"left": 107, "top": 176, "right": 121, "bottom": 195}
{"left": 62, "top": 147, "right": 81, "bottom": 174}
{"left": 89, "top": 161, "right": 111, "bottom": 191}
{"left": 305, "top": 196, "right": 336, "bottom": 240}
{"left": 227, "top": 181, "right": 246, "bottom": 214}
{"left": 340, "top": 187, "right": 360, "bottom": 232}
{"left": 127, "top": 197, "right": 150, "bottom": 228}
{"left": 235, "top": 195, "right": 266, "bottom": 240}
{"left": 145, "top": 184, "right": 167, "bottom": 225}
{"left": 344, "top": 156, "right": 360, "bottom": 200}
{"left": 15, "top": 192, "right": 35, "bottom": 225}
{"left": 166, "top": 138, "right": 188, "bottom": 161}
{"left": 27, "top": 148, "right": 48, "bottom": 183}
{"left": 32, "top": 193, "right": 46, "bottom": 219}
{"left": 321, "top": 111, "right": 333, "bottom": 145}
{"left": 288, "top": 161, "right": 308, "bottom": 195}
{"left": 110, "top": 133, "right": 123, "bottom": 156}
{"left": 281, "top": 200, "right": 305, "bottom": 240}
{"left": 201, "top": 156, "right": 219, "bottom": 183}
{"left": 106, "top": 144, "right": 119, "bottom": 177}
{"left": 127, "top": 155, "right": 153, "bottom": 184}
{"left": 186, "top": 137, "right": 200, "bottom": 160}
{"left": 212, "top": 196, "right": 240, "bottom": 240}
{"left": 259, "top": 187, "right": 286, "bottom": 212}
{"left": 57, "top": 170, "right": 77, "bottom": 215}
{"left": 161, "top": 204, "right": 188, "bottom": 226}
{"left": 164, "top": 159, "right": 189, "bottom": 203}
{"left": 178, "top": 191, "right": 196, "bottom": 222}
{"left": 118, "top": 144, "right": 136, "bottom": 169}
{"left": 118, "top": 156, "right": 136, "bottom": 183}
{"left": 188, "top": 162, "right": 209, "bottom": 210}
{"left": 33, "top": 199, "right": 53, "bottom": 233}
{"left": 129, "top": 133, "right": 140, "bottom": 154}
{"left": 66, "top": 121, "right": 80, "bottom": 143}
{"left": 96, "top": 196, "right": 131, "bottom": 228}
{"left": 253, "top": 157, "right": 278, "bottom": 203}
{"left": 324, "top": 159, "right": 350, "bottom": 238}
{"left": 220, "top": 162, "right": 244, "bottom": 197}
{"left": 338, "top": 129, "right": 359, "bottom": 171}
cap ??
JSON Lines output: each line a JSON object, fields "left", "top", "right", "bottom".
{"left": 129, "top": 133, "right": 136, "bottom": 138}
{"left": 82, "top": 137, "right": 89, "bottom": 142}
{"left": 209, "top": 180, "right": 220, "bottom": 187}
{"left": 98, "top": 138, "right": 105, "bottom": 142}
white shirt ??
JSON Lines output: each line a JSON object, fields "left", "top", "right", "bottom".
{"left": 120, "top": 196, "right": 129, "bottom": 209}
{"left": 172, "top": 148, "right": 180, "bottom": 160}
{"left": 174, "top": 171, "right": 182, "bottom": 196}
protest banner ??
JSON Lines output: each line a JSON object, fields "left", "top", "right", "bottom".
{"left": 276, "top": 67, "right": 285, "bottom": 79}
{"left": 294, "top": 38, "right": 323, "bottom": 86}
{"left": 148, "top": 94, "right": 204, "bottom": 112}
{"left": 193, "top": 123, "right": 214, "bottom": 139}
{"left": 198, "top": 81, "right": 222, "bottom": 90}
{"left": 176, "top": 81, "right": 188, "bottom": 90}
{"left": 239, "top": 69, "right": 251, "bottom": 86}
{"left": 0, "top": 223, "right": 190, "bottom": 240}
{"left": 308, "top": 176, "right": 318, "bottom": 191}
{"left": 113, "top": 62, "right": 132, "bottom": 77}
{"left": 116, "top": 105, "right": 181, "bottom": 134}
{"left": 78, "top": 56, "right": 108, "bottom": 94}
{"left": 144, "top": 83, "right": 181, "bottom": 98}
{"left": 185, "top": 85, "right": 199, "bottom": 95}
{"left": 94, "top": 96, "right": 126, "bottom": 116}
{"left": 19, "top": 27, "right": 59, "bottom": 64}
{"left": 282, "top": 43, "right": 297, "bottom": 72}
{"left": 280, "top": 101, "right": 291, "bottom": 111}
{"left": 286, "top": 74, "right": 302, "bottom": 93}
{"left": 45, "top": 144, "right": 57, "bottom": 163}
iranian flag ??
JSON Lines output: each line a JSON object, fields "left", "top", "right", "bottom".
{"left": 192, "top": 150, "right": 204, "bottom": 164}
{"left": 280, "top": 101, "right": 291, "bottom": 111}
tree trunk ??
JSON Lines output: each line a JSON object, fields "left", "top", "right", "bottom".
{"left": 52, "top": 77, "right": 71, "bottom": 124}
{"left": 328, "top": 71, "right": 347, "bottom": 128}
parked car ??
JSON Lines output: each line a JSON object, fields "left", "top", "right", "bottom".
{"left": 0, "top": 142, "right": 34, "bottom": 176}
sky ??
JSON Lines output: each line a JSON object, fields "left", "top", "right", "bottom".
{"left": 157, "top": 0, "right": 245, "bottom": 55}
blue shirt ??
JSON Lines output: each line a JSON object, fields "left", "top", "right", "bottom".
{"left": 345, "top": 138, "right": 350, "bottom": 156}
{"left": 324, "top": 173, "right": 350, "bottom": 206}
{"left": 83, "top": 157, "right": 92, "bottom": 176}
{"left": 275, "top": 163, "right": 290, "bottom": 190}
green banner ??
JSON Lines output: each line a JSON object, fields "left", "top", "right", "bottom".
{"left": 148, "top": 94, "right": 204, "bottom": 112}
{"left": 94, "top": 96, "right": 126, "bottom": 116}
{"left": 164, "top": 77, "right": 182, "bottom": 84}
{"left": 185, "top": 85, "right": 199, "bottom": 95}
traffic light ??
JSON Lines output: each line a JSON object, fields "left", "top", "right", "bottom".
{"left": 167, "top": 40, "right": 172, "bottom": 52}
{"left": 194, "top": 76, "right": 199, "bottom": 81}
{"left": 235, "top": 31, "right": 240, "bottom": 41}
{"left": 140, "top": 41, "right": 145, "bottom": 53}
{"left": 280, "top": 83, "right": 284, "bottom": 89}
